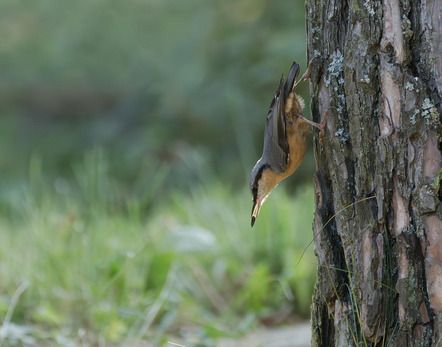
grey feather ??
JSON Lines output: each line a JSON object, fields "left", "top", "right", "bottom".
{"left": 251, "top": 61, "right": 300, "bottom": 183}
{"left": 261, "top": 61, "right": 297, "bottom": 173}
{"left": 284, "top": 61, "right": 300, "bottom": 99}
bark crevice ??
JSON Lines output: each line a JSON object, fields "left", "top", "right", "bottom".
{"left": 307, "top": 0, "right": 441, "bottom": 344}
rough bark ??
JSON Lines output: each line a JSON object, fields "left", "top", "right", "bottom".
{"left": 306, "top": 0, "right": 441, "bottom": 345}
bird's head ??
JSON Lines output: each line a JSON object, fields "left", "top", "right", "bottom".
{"left": 249, "top": 161, "right": 281, "bottom": 227}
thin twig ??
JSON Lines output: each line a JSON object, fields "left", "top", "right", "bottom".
{"left": 132, "top": 266, "right": 176, "bottom": 342}
{"left": 168, "top": 342, "right": 188, "bottom": 347}
{"left": 319, "top": 264, "right": 398, "bottom": 294}
{"left": 189, "top": 261, "right": 227, "bottom": 314}
{"left": 324, "top": 266, "right": 358, "bottom": 345}
{"left": 0, "top": 280, "right": 30, "bottom": 338}
{"left": 295, "top": 195, "right": 376, "bottom": 268}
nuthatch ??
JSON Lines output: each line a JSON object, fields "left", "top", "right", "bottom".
{"left": 249, "top": 59, "right": 329, "bottom": 227}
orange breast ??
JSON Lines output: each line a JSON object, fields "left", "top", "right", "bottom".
{"left": 284, "top": 117, "right": 309, "bottom": 178}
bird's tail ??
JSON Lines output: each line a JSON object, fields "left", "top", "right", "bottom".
{"left": 284, "top": 61, "right": 300, "bottom": 100}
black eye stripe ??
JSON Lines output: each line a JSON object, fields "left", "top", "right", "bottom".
{"left": 251, "top": 164, "right": 270, "bottom": 201}
{"left": 252, "top": 186, "right": 258, "bottom": 204}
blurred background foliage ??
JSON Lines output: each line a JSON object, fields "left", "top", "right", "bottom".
{"left": 0, "top": 0, "right": 316, "bottom": 345}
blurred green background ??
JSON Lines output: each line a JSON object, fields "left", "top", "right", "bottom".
{"left": 0, "top": 0, "right": 316, "bottom": 345}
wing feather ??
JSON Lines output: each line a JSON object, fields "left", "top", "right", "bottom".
{"left": 284, "top": 61, "right": 300, "bottom": 99}
{"left": 259, "top": 61, "right": 301, "bottom": 173}
{"left": 262, "top": 76, "right": 289, "bottom": 173}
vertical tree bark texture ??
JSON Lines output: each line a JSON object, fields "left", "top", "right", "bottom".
{"left": 306, "top": 0, "right": 441, "bottom": 345}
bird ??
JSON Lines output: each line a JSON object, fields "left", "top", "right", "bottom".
{"left": 249, "top": 59, "right": 329, "bottom": 227}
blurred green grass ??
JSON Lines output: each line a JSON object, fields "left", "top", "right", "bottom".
{"left": 0, "top": 150, "right": 316, "bottom": 345}
{"left": 0, "top": 0, "right": 316, "bottom": 345}
{"left": 0, "top": 0, "right": 313, "bottom": 187}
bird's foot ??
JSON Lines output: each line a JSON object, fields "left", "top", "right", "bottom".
{"left": 298, "top": 106, "right": 337, "bottom": 144}
{"left": 293, "top": 56, "right": 318, "bottom": 89}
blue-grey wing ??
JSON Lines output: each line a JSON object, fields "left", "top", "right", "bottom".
{"left": 284, "top": 61, "right": 300, "bottom": 99}
{"left": 262, "top": 76, "right": 289, "bottom": 173}
{"left": 261, "top": 61, "right": 300, "bottom": 173}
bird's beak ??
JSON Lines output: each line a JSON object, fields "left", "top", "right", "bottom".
{"left": 251, "top": 199, "right": 262, "bottom": 227}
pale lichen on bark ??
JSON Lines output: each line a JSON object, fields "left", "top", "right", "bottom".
{"left": 306, "top": 0, "right": 441, "bottom": 344}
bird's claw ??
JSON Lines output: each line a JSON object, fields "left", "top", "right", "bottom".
{"left": 294, "top": 56, "right": 318, "bottom": 89}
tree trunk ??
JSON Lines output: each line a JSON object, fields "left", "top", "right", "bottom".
{"left": 306, "top": 0, "right": 441, "bottom": 345}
